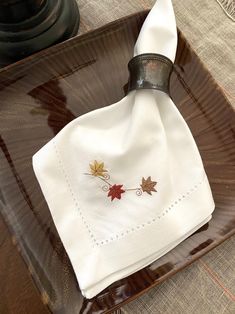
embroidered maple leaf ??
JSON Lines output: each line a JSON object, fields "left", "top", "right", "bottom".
{"left": 108, "top": 184, "right": 125, "bottom": 201}
{"left": 89, "top": 160, "right": 108, "bottom": 177}
{"left": 140, "top": 176, "right": 157, "bottom": 195}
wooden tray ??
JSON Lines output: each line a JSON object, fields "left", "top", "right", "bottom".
{"left": 0, "top": 10, "right": 235, "bottom": 314}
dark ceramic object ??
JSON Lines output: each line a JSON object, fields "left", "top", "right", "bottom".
{"left": 0, "top": 10, "right": 234, "bottom": 314}
{"left": 0, "top": 0, "right": 80, "bottom": 67}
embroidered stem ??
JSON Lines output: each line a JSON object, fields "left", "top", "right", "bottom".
{"left": 126, "top": 188, "right": 143, "bottom": 196}
{"left": 85, "top": 161, "right": 157, "bottom": 201}
{"left": 84, "top": 173, "right": 112, "bottom": 186}
{"left": 97, "top": 176, "right": 112, "bottom": 187}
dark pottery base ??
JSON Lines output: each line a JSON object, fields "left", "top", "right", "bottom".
{"left": 0, "top": 0, "right": 79, "bottom": 67}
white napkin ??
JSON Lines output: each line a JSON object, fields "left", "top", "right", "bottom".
{"left": 33, "top": 0, "right": 215, "bottom": 298}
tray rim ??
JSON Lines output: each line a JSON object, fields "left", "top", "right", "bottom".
{"left": 0, "top": 9, "right": 235, "bottom": 314}
{"left": 0, "top": 9, "right": 234, "bottom": 115}
{"left": 0, "top": 10, "right": 149, "bottom": 75}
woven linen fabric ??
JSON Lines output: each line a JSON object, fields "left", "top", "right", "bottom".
{"left": 76, "top": 0, "right": 235, "bottom": 312}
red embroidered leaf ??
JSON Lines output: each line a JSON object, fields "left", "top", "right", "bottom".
{"left": 108, "top": 184, "right": 125, "bottom": 201}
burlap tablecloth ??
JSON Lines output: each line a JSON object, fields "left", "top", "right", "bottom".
{"left": 76, "top": 0, "right": 235, "bottom": 313}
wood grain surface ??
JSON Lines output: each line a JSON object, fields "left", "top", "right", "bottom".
{"left": 0, "top": 217, "right": 49, "bottom": 314}
{"left": 0, "top": 10, "right": 234, "bottom": 314}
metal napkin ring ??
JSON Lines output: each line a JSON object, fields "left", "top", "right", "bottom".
{"left": 127, "top": 53, "right": 173, "bottom": 94}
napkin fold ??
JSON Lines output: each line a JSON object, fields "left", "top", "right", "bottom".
{"left": 33, "top": 0, "right": 215, "bottom": 298}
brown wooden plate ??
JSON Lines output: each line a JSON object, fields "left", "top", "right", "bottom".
{"left": 0, "top": 10, "right": 235, "bottom": 314}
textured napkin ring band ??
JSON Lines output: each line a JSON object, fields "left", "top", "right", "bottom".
{"left": 127, "top": 53, "right": 173, "bottom": 94}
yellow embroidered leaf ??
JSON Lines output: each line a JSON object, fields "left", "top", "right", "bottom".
{"left": 89, "top": 160, "right": 108, "bottom": 177}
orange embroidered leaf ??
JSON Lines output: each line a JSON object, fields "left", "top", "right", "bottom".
{"left": 140, "top": 176, "right": 157, "bottom": 195}
{"left": 89, "top": 160, "right": 108, "bottom": 177}
{"left": 108, "top": 184, "right": 125, "bottom": 201}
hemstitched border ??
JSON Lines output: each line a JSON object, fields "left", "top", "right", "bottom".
{"left": 96, "top": 179, "right": 204, "bottom": 246}
{"left": 53, "top": 140, "right": 98, "bottom": 245}
{"left": 53, "top": 139, "right": 204, "bottom": 248}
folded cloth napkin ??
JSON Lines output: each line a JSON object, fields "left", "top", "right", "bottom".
{"left": 33, "top": 0, "right": 215, "bottom": 298}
